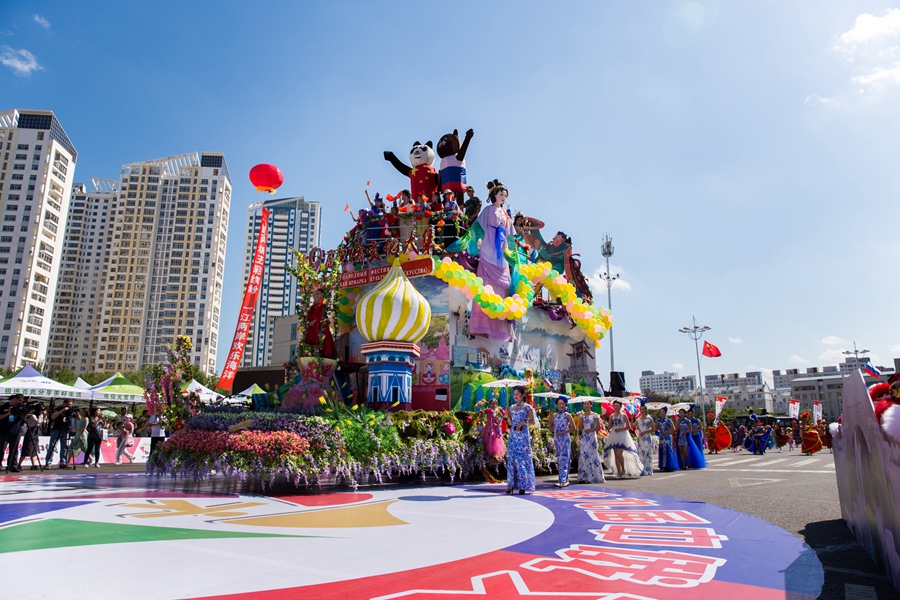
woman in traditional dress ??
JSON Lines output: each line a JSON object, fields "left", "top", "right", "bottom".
{"left": 687, "top": 408, "right": 707, "bottom": 467}
{"left": 578, "top": 400, "right": 606, "bottom": 483}
{"left": 482, "top": 398, "right": 506, "bottom": 462}
{"left": 732, "top": 424, "right": 746, "bottom": 451}
{"left": 800, "top": 412, "right": 823, "bottom": 455}
{"left": 602, "top": 400, "right": 643, "bottom": 478}
{"left": 635, "top": 403, "right": 656, "bottom": 476}
{"left": 676, "top": 409, "right": 693, "bottom": 469}
{"left": 774, "top": 423, "right": 790, "bottom": 452}
{"left": 506, "top": 386, "right": 536, "bottom": 494}
{"left": 470, "top": 180, "right": 514, "bottom": 341}
{"left": 550, "top": 397, "right": 576, "bottom": 487}
{"left": 656, "top": 406, "right": 680, "bottom": 471}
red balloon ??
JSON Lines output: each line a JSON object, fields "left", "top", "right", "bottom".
{"left": 249, "top": 163, "right": 284, "bottom": 194}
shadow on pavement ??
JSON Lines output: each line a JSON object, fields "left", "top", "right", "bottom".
{"left": 799, "top": 519, "right": 899, "bottom": 600}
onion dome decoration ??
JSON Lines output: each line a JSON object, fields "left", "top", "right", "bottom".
{"left": 356, "top": 262, "right": 431, "bottom": 343}
{"left": 249, "top": 163, "right": 284, "bottom": 194}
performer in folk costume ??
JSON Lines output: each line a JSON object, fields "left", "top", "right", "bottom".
{"left": 707, "top": 412, "right": 731, "bottom": 454}
{"left": 792, "top": 421, "right": 802, "bottom": 449}
{"left": 675, "top": 408, "right": 706, "bottom": 469}
{"left": 799, "top": 411, "right": 823, "bottom": 455}
{"left": 774, "top": 423, "right": 791, "bottom": 452}
{"left": 731, "top": 424, "right": 746, "bottom": 451}
{"left": 578, "top": 400, "right": 606, "bottom": 483}
{"left": 481, "top": 397, "right": 506, "bottom": 462}
{"left": 523, "top": 368, "right": 536, "bottom": 408}
{"left": 822, "top": 421, "right": 833, "bottom": 452}
{"left": 506, "top": 386, "right": 536, "bottom": 494}
{"left": 602, "top": 400, "right": 643, "bottom": 478}
{"left": 550, "top": 397, "right": 576, "bottom": 487}
{"left": 635, "top": 402, "right": 656, "bottom": 476}
{"left": 656, "top": 406, "right": 680, "bottom": 471}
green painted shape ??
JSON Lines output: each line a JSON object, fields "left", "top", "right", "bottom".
{"left": 0, "top": 519, "right": 313, "bottom": 554}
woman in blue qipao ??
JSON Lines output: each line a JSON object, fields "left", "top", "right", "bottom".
{"left": 602, "top": 400, "right": 643, "bottom": 478}
{"left": 687, "top": 407, "right": 707, "bottom": 468}
{"left": 506, "top": 386, "right": 536, "bottom": 494}
{"left": 635, "top": 403, "right": 656, "bottom": 476}
{"left": 550, "top": 397, "right": 576, "bottom": 487}
{"left": 676, "top": 408, "right": 706, "bottom": 469}
{"left": 578, "top": 400, "right": 606, "bottom": 483}
{"left": 656, "top": 406, "right": 680, "bottom": 471}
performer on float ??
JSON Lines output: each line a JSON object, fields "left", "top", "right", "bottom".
{"left": 578, "top": 400, "right": 606, "bottom": 483}
{"left": 635, "top": 402, "right": 656, "bottom": 476}
{"left": 550, "top": 397, "right": 576, "bottom": 487}
{"left": 482, "top": 397, "right": 506, "bottom": 462}
{"left": 304, "top": 288, "right": 336, "bottom": 359}
{"left": 506, "top": 386, "right": 536, "bottom": 494}
{"left": 602, "top": 399, "right": 643, "bottom": 478}
{"left": 656, "top": 406, "right": 680, "bottom": 471}
{"left": 470, "top": 180, "right": 514, "bottom": 341}
{"left": 511, "top": 213, "right": 542, "bottom": 264}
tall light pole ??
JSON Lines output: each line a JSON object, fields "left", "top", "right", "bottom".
{"left": 679, "top": 317, "right": 711, "bottom": 424}
{"left": 598, "top": 233, "right": 618, "bottom": 372}
{"left": 842, "top": 342, "right": 869, "bottom": 371}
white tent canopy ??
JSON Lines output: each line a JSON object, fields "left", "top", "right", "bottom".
{"left": 0, "top": 365, "right": 92, "bottom": 400}
{"left": 182, "top": 380, "right": 222, "bottom": 403}
{"left": 72, "top": 377, "right": 92, "bottom": 390}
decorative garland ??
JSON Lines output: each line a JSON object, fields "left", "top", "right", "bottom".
{"left": 432, "top": 258, "right": 612, "bottom": 347}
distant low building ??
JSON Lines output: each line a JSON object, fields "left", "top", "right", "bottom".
{"left": 639, "top": 370, "right": 696, "bottom": 395}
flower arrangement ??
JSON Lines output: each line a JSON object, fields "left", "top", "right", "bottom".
{"left": 143, "top": 335, "right": 202, "bottom": 432}
{"left": 149, "top": 405, "right": 559, "bottom": 489}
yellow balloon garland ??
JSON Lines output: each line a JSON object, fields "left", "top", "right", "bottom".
{"left": 432, "top": 257, "right": 612, "bottom": 348}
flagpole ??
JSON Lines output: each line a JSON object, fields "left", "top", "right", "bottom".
{"left": 679, "top": 316, "right": 711, "bottom": 429}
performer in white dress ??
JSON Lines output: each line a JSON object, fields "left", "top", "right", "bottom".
{"left": 602, "top": 399, "right": 643, "bottom": 478}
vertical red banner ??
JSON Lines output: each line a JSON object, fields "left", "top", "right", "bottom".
{"left": 219, "top": 207, "right": 270, "bottom": 392}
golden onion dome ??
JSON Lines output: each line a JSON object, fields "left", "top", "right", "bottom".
{"left": 356, "top": 262, "right": 431, "bottom": 343}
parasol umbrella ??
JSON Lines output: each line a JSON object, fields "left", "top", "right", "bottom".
{"left": 480, "top": 379, "right": 529, "bottom": 388}
{"left": 100, "top": 409, "right": 117, "bottom": 418}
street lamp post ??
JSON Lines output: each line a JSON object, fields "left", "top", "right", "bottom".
{"left": 598, "top": 234, "right": 619, "bottom": 373}
{"left": 679, "top": 317, "right": 711, "bottom": 426}
{"left": 841, "top": 342, "right": 869, "bottom": 371}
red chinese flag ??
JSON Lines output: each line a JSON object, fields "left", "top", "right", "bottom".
{"left": 702, "top": 341, "right": 722, "bottom": 357}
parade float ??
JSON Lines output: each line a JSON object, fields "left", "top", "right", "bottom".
{"left": 149, "top": 130, "right": 613, "bottom": 487}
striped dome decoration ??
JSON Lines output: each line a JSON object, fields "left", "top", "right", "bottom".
{"left": 356, "top": 262, "right": 432, "bottom": 343}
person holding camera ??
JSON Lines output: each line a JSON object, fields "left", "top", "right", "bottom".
{"left": 19, "top": 403, "right": 44, "bottom": 470}
{"left": 46, "top": 399, "right": 75, "bottom": 468}
{"left": 0, "top": 394, "right": 25, "bottom": 472}
{"left": 83, "top": 407, "right": 105, "bottom": 467}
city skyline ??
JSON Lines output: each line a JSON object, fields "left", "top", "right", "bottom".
{"left": 3, "top": 3, "right": 898, "bottom": 388}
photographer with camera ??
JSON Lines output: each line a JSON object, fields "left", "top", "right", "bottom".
{"left": 19, "top": 403, "right": 45, "bottom": 470}
{"left": 0, "top": 394, "right": 25, "bottom": 472}
{"left": 46, "top": 399, "right": 75, "bottom": 469}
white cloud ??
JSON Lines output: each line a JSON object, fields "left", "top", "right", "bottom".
{"left": 835, "top": 9, "right": 900, "bottom": 58}
{"left": 818, "top": 348, "right": 847, "bottom": 364}
{"left": 853, "top": 62, "right": 900, "bottom": 85}
{"left": 587, "top": 265, "right": 631, "bottom": 300}
{"left": 818, "top": 335, "right": 848, "bottom": 346}
{"left": 728, "top": 337, "right": 742, "bottom": 344}
{"left": 671, "top": 363, "right": 684, "bottom": 371}
{"left": 804, "top": 94, "right": 840, "bottom": 106}
{"left": 33, "top": 15, "right": 50, "bottom": 28}
{"left": 789, "top": 355, "right": 809, "bottom": 365}
{"left": 0, "top": 46, "right": 42, "bottom": 76}
{"left": 891, "top": 344, "right": 900, "bottom": 353}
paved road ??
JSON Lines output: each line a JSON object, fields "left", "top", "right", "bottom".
{"left": 551, "top": 449, "right": 896, "bottom": 600}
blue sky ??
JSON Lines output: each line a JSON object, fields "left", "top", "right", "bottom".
{"left": 3, "top": 2, "right": 899, "bottom": 388}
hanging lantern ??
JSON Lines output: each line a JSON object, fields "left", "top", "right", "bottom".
{"left": 249, "top": 164, "right": 284, "bottom": 194}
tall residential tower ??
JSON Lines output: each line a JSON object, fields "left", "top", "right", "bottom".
{"left": 0, "top": 109, "right": 77, "bottom": 369}
{"left": 241, "top": 196, "right": 321, "bottom": 367}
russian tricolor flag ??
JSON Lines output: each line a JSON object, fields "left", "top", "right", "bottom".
{"left": 865, "top": 363, "right": 881, "bottom": 378}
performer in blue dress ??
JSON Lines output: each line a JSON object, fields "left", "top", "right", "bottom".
{"left": 656, "top": 406, "right": 680, "bottom": 471}
{"left": 551, "top": 397, "right": 576, "bottom": 487}
{"left": 635, "top": 403, "right": 656, "bottom": 476}
{"left": 687, "top": 407, "right": 707, "bottom": 468}
{"left": 677, "top": 409, "right": 693, "bottom": 469}
{"left": 578, "top": 401, "right": 606, "bottom": 483}
{"left": 505, "top": 386, "right": 536, "bottom": 494}
{"left": 602, "top": 400, "right": 643, "bottom": 478}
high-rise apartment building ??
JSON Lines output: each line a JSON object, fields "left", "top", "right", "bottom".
{"left": 0, "top": 109, "right": 77, "bottom": 369}
{"left": 241, "top": 196, "right": 321, "bottom": 367}
{"left": 47, "top": 178, "right": 116, "bottom": 371}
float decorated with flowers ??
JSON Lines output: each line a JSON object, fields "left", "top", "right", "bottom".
{"left": 149, "top": 129, "right": 613, "bottom": 487}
